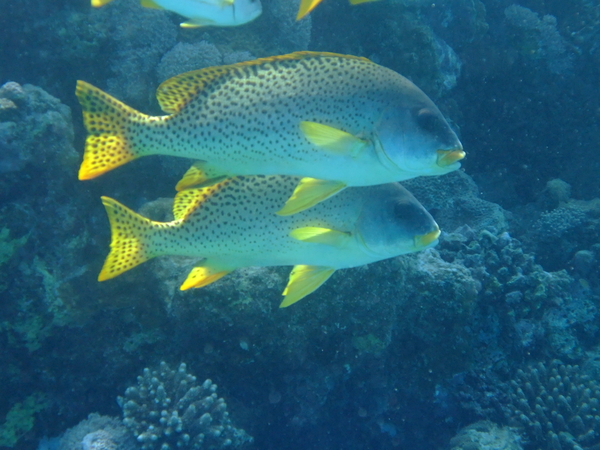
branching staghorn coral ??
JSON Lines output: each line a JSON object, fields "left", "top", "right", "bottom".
{"left": 118, "top": 362, "right": 252, "bottom": 450}
{"left": 506, "top": 360, "right": 600, "bottom": 450}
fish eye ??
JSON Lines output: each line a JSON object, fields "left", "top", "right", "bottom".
{"left": 415, "top": 108, "right": 439, "bottom": 133}
{"left": 393, "top": 200, "right": 414, "bottom": 220}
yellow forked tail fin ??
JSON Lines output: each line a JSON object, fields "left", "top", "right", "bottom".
{"left": 98, "top": 197, "right": 159, "bottom": 281}
{"left": 76, "top": 81, "right": 152, "bottom": 180}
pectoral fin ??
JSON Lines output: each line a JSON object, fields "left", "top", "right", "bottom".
{"left": 176, "top": 161, "right": 228, "bottom": 191}
{"left": 280, "top": 265, "right": 335, "bottom": 307}
{"left": 180, "top": 19, "right": 213, "bottom": 28}
{"left": 290, "top": 227, "right": 351, "bottom": 248}
{"left": 299, "top": 121, "right": 368, "bottom": 157}
{"left": 180, "top": 266, "right": 231, "bottom": 290}
{"left": 277, "top": 178, "right": 346, "bottom": 216}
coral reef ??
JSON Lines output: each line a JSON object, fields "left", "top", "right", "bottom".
{"left": 58, "top": 413, "right": 137, "bottom": 450}
{"left": 156, "top": 41, "right": 256, "bottom": 83}
{"left": 97, "top": 0, "right": 178, "bottom": 107}
{"left": 505, "top": 360, "right": 600, "bottom": 450}
{"left": 118, "top": 362, "right": 252, "bottom": 449}
{"left": 449, "top": 421, "right": 523, "bottom": 450}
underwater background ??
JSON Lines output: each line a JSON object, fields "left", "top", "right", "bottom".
{"left": 1, "top": 0, "right": 600, "bottom": 449}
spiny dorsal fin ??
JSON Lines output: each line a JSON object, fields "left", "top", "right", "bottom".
{"left": 172, "top": 179, "right": 230, "bottom": 221}
{"left": 175, "top": 161, "right": 228, "bottom": 192}
{"left": 155, "top": 52, "right": 373, "bottom": 114}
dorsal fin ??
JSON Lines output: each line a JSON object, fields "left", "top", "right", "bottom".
{"left": 172, "top": 180, "right": 230, "bottom": 221}
{"left": 155, "top": 52, "right": 373, "bottom": 114}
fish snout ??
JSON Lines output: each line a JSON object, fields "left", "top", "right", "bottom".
{"left": 414, "top": 226, "right": 440, "bottom": 248}
{"left": 436, "top": 147, "right": 465, "bottom": 167}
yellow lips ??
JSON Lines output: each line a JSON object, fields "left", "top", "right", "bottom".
{"left": 437, "top": 148, "right": 465, "bottom": 167}
{"left": 414, "top": 227, "right": 441, "bottom": 248}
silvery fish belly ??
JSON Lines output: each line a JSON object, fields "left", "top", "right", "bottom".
{"left": 76, "top": 51, "right": 464, "bottom": 213}
{"left": 99, "top": 176, "right": 440, "bottom": 307}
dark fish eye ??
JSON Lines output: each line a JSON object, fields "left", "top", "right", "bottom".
{"left": 416, "top": 108, "right": 439, "bottom": 133}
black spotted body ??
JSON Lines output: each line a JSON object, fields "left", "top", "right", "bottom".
{"left": 77, "top": 52, "right": 463, "bottom": 183}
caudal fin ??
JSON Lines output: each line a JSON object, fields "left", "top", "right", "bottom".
{"left": 99, "top": 196, "right": 159, "bottom": 281}
{"left": 76, "top": 81, "right": 150, "bottom": 180}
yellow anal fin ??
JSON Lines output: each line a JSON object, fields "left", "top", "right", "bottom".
{"left": 140, "top": 0, "right": 164, "bottom": 8}
{"left": 76, "top": 80, "right": 150, "bottom": 180}
{"left": 280, "top": 265, "right": 335, "bottom": 307}
{"left": 99, "top": 197, "right": 158, "bottom": 281}
{"left": 296, "top": 0, "right": 324, "bottom": 20}
{"left": 91, "top": 0, "right": 114, "bottom": 7}
{"left": 299, "top": 121, "right": 368, "bottom": 157}
{"left": 181, "top": 266, "right": 231, "bottom": 290}
{"left": 290, "top": 227, "right": 351, "bottom": 248}
{"left": 277, "top": 178, "right": 346, "bottom": 216}
{"left": 175, "top": 161, "right": 228, "bottom": 191}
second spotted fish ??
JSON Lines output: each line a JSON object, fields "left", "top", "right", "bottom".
{"left": 98, "top": 176, "right": 440, "bottom": 307}
{"left": 76, "top": 52, "right": 464, "bottom": 214}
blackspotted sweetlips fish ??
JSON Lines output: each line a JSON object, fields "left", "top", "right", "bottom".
{"left": 99, "top": 176, "right": 440, "bottom": 307}
{"left": 91, "top": 0, "right": 262, "bottom": 28}
{"left": 76, "top": 52, "right": 464, "bottom": 214}
{"left": 296, "top": 0, "right": 378, "bottom": 21}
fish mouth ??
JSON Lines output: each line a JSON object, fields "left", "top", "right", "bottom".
{"left": 414, "top": 227, "right": 441, "bottom": 248}
{"left": 436, "top": 147, "right": 465, "bottom": 167}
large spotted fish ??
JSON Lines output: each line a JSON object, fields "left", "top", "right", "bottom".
{"left": 99, "top": 176, "right": 440, "bottom": 307}
{"left": 76, "top": 52, "right": 464, "bottom": 214}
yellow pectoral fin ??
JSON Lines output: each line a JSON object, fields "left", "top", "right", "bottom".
{"left": 140, "top": 0, "right": 164, "bottom": 8}
{"left": 290, "top": 227, "right": 351, "bottom": 248}
{"left": 91, "top": 0, "right": 115, "bottom": 7}
{"left": 181, "top": 266, "right": 231, "bottom": 290}
{"left": 299, "top": 121, "right": 368, "bottom": 157}
{"left": 296, "top": 0, "right": 324, "bottom": 20}
{"left": 277, "top": 178, "right": 346, "bottom": 216}
{"left": 175, "top": 161, "right": 228, "bottom": 192}
{"left": 280, "top": 265, "right": 335, "bottom": 307}
{"left": 180, "top": 19, "right": 214, "bottom": 28}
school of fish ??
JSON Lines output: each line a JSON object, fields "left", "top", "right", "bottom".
{"left": 78, "top": 4, "right": 466, "bottom": 306}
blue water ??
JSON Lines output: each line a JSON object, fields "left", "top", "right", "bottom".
{"left": 1, "top": 0, "right": 599, "bottom": 449}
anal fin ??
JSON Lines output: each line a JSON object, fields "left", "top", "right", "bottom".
{"left": 277, "top": 178, "right": 346, "bottom": 216}
{"left": 280, "top": 265, "right": 335, "bottom": 307}
{"left": 180, "top": 266, "right": 231, "bottom": 290}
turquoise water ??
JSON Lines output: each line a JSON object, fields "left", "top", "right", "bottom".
{"left": 0, "top": 0, "right": 599, "bottom": 449}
